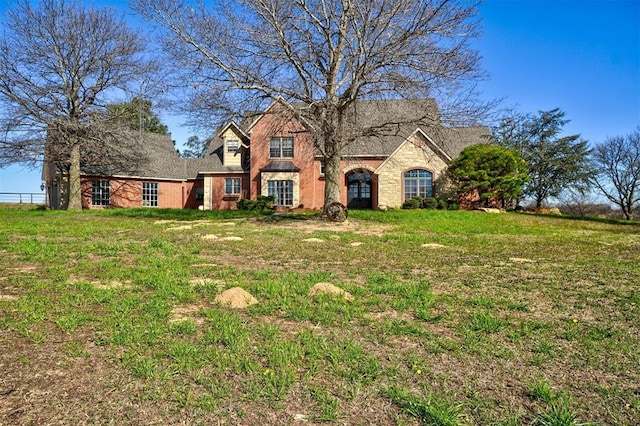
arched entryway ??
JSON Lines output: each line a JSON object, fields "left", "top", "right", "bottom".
{"left": 346, "top": 170, "right": 372, "bottom": 209}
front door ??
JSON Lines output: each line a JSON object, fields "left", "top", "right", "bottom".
{"left": 347, "top": 172, "right": 372, "bottom": 209}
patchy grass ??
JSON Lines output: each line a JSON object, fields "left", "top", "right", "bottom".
{"left": 0, "top": 207, "right": 638, "bottom": 425}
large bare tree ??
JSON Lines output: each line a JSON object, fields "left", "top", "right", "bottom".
{"left": 133, "top": 0, "right": 487, "bottom": 210}
{"left": 592, "top": 129, "right": 640, "bottom": 220}
{"left": 0, "top": 0, "right": 154, "bottom": 210}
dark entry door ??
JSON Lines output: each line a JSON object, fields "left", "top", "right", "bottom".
{"left": 347, "top": 172, "right": 372, "bottom": 209}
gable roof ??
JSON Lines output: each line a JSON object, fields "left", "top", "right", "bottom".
{"left": 242, "top": 98, "right": 488, "bottom": 160}
{"left": 338, "top": 99, "right": 488, "bottom": 159}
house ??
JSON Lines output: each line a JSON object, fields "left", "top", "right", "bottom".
{"left": 43, "top": 99, "right": 488, "bottom": 210}
{"left": 43, "top": 132, "right": 208, "bottom": 209}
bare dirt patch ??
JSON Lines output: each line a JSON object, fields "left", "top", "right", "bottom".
{"left": 302, "top": 237, "right": 325, "bottom": 243}
{"left": 9, "top": 264, "right": 38, "bottom": 273}
{"left": 365, "top": 309, "right": 413, "bottom": 321}
{"left": 421, "top": 243, "right": 447, "bottom": 249}
{"left": 509, "top": 257, "right": 536, "bottom": 263}
{"left": 169, "top": 303, "right": 205, "bottom": 324}
{"left": 0, "top": 294, "right": 19, "bottom": 301}
{"left": 0, "top": 329, "right": 189, "bottom": 425}
{"left": 259, "top": 217, "right": 394, "bottom": 237}
{"left": 67, "top": 275, "right": 132, "bottom": 290}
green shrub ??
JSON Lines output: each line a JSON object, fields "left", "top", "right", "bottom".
{"left": 256, "top": 195, "right": 275, "bottom": 210}
{"left": 423, "top": 197, "right": 438, "bottom": 210}
{"left": 402, "top": 197, "right": 422, "bottom": 209}
{"left": 237, "top": 195, "right": 275, "bottom": 211}
{"left": 236, "top": 198, "right": 257, "bottom": 210}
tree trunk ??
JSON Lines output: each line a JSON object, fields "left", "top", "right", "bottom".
{"left": 622, "top": 207, "right": 631, "bottom": 220}
{"left": 535, "top": 197, "right": 543, "bottom": 209}
{"left": 323, "top": 147, "right": 342, "bottom": 210}
{"left": 67, "top": 142, "right": 82, "bottom": 211}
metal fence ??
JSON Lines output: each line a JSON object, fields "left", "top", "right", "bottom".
{"left": 0, "top": 192, "right": 46, "bottom": 204}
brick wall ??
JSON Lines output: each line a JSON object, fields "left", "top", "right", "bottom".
{"left": 249, "top": 106, "right": 320, "bottom": 208}
{"left": 207, "top": 174, "right": 250, "bottom": 210}
{"left": 81, "top": 177, "right": 201, "bottom": 209}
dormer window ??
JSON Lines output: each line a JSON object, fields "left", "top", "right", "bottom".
{"left": 227, "top": 140, "right": 240, "bottom": 153}
{"left": 269, "top": 137, "right": 294, "bottom": 158}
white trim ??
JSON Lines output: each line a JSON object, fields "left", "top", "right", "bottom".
{"left": 216, "top": 121, "right": 250, "bottom": 144}
{"left": 83, "top": 174, "right": 187, "bottom": 182}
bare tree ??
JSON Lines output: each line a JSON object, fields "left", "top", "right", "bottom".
{"left": 0, "top": 0, "right": 155, "bottom": 210}
{"left": 132, "top": 0, "right": 488, "bottom": 210}
{"left": 592, "top": 129, "right": 640, "bottom": 220}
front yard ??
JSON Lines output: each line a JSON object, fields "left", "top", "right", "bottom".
{"left": 0, "top": 207, "right": 638, "bottom": 424}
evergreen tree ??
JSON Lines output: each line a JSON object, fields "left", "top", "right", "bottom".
{"left": 493, "top": 109, "right": 592, "bottom": 208}
{"left": 449, "top": 144, "right": 529, "bottom": 208}
{"left": 180, "top": 135, "right": 210, "bottom": 158}
{"left": 107, "top": 97, "right": 169, "bottom": 135}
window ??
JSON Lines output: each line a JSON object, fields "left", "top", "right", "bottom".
{"left": 142, "top": 182, "right": 158, "bottom": 207}
{"left": 404, "top": 169, "right": 433, "bottom": 200}
{"left": 269, "top": 137, "right": 294, "bottom": 158}
{"left": 227, "top": 140, "right": 239, "bottom": 153}
{"left": 319, "top": 160, "right": 326, "bottom": 175}
{"left": 194, "top": 186, "right": 204, "bottom": 201}
{"left": 225, "top": 178, "right": 241, "bottom": 195}
{"left": 267, "top": 180, "right": 293, "bottom": 206}
{"left": 91, "top": 180, "right": 110, "bottom": 206}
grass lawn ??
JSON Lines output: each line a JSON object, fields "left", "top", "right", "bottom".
{"left": 0, "top": 206, "right": 638, "bottom": 425}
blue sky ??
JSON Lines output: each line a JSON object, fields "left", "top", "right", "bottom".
{"left": 1, "top": 0, "right": 639, "bottom": 195}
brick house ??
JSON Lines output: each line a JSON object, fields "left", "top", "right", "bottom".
{"left": 43, "top": 132, "right": 210, "bottom": 209}
{"left": 43, "top": 99, "right": 488, "bottom": 210}
{"left": 201, "top": 99, "right": 488, "bottom": 210}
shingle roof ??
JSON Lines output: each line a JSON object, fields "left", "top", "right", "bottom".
{"left": 201, "top": 138, "right": 250, "bottom": 173}
{"left": 260, "top": 161, "right": 301, "bottom": 172}
{"left": 338, "top": 99, "right": 488, "bottom": 159}
{"left": 79, "top": 99, "right": 487, "bottom": 180}
{"left": 241, "top": 98, "right": 488, "bottom": 159}
{"left": 81, "top": 132, "right": 224, "bottom": 180}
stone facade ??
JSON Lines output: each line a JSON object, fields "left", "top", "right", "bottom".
{"left": 375, "top": 135, "right": 449, "bottom": 208}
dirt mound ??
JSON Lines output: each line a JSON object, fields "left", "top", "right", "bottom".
{"left": 214, "top": 287, "right": 258, "bottom": 309}
{"left": 308, "top": 282, "right": 353, "bottom": 301}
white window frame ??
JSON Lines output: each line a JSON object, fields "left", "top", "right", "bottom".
{"left": 269, "top": 137, "right": 294, "bottom": 158}
{"left": 404, "top": 169, "right": 433, "bottom": 200}
{"left": 227, "top": 140, "right": 240, "bottom": 153}
{"left": 91, "top": 180, "right": 110, "bottom": 206}
{"left": 142, "top": 182, "right": 158, "bottom": 207}
{"left": 225, "top": 177, "right": 241, "bottom": 195}
{"left": 267, "top": 180, "right": 294, "bottom": 206}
